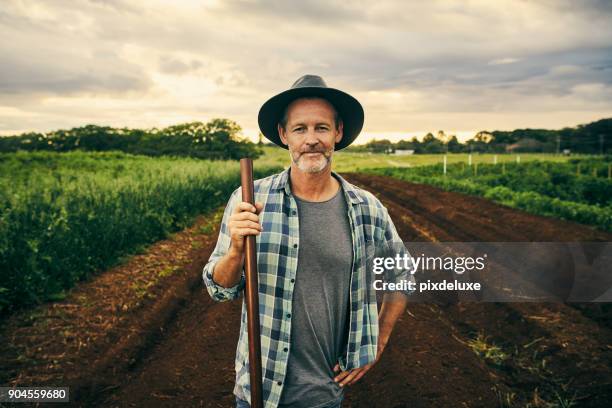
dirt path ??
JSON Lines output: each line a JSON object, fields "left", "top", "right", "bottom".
{"left": 343, "top": 173, "right": 612, "bottom": 407}
{"left": 2, "top": 174, "right": 611, "bottom": 407}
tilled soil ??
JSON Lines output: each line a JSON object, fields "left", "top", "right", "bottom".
{"left": 2, "top": 173, "right": 611, "bottom": 408}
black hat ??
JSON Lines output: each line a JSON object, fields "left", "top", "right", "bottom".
{"left": 257, "top": 75, "right": 364, "bottom": 151}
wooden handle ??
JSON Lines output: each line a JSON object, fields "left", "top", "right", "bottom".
{"left": 240, "top": 158, "right": 263, "bottom": 408}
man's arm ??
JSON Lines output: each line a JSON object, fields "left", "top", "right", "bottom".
{"left": 377, "top": 292, "right": 408, "bottom": 356}
{"left": 334, "top": 203, "right": 414, "bottom": 386}
{"left": 202, "top": 188, "right": 263, "bottom": 302}
{"left": 210, "top": 246, "right": 245, "bottom": 289}
{"left": 333, "top": 292, "right": 407, "bottom": 387}
{"left": 376, "top": 204, "right": 414, "bottom": 354}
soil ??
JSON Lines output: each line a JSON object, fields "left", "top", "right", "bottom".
{"left": 1, "top": 173, "right": 611, "bottom": 408}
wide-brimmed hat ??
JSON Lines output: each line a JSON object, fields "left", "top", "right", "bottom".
{"left": 257, "top": 74, "right": 364, "bottom": 151}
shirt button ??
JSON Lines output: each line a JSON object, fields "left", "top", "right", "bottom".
{"left": 286, "top": 313, "right": 291, "bottom": 318}
{"left": 277, "top": 381, "right": 283, "bottom": 386}
{"left": 290, "top": 278, "right": 295, "bottom": 283}
{"left": 283, "top": 347, "right": 288, "bottom": 352}
{"left": 291, "top": 210, "right": 296, "bottom": 215}
{"left": 293, "top": 244, "right": 298, "bottom": 248}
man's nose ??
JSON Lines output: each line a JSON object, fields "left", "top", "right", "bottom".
{"left": 304, "top": 129, "right": 320, "bottom": 146}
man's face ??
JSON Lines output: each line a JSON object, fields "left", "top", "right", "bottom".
{"left": 278, "top": 97, "right": 343, "bottom": 174}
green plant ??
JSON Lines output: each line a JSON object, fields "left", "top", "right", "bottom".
{"left": 0, "top": 150, "right": 282, "bottom": 314}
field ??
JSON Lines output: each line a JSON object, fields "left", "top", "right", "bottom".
{"left": 365, "top": 157, "right": 612, "bottom": 232}
{"left": 255, "top": 146, "right": 577, "bottom": 172}
{"left": 0, "top": 151, "right": 281, "bottom": 313}
{"left": 0, "top": 150, "right": 611, "bottom": 407}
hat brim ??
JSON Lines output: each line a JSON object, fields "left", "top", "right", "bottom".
{"left": 257, "top": 86, "right": 364, "bottom": 151}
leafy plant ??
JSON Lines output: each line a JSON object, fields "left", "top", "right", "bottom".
{"left": 0, "top": 151, "right": 281, "bottom": 314}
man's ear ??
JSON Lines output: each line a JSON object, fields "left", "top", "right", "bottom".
{"left": 335, "top": 120, "right": 344, "bottom": 144}
{"left": 278, "top": 123, "right": 288, "bottom": 146}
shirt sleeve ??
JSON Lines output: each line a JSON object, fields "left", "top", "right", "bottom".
{"left": 202, "top": 187, "right": 246, "bottom": 302}
{"left": 377, "top": 205, "right": 417, "bottom": 299}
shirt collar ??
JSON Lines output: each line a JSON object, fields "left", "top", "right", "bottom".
{"left": 271, "top": 166, "right": 365, "bottom": 205}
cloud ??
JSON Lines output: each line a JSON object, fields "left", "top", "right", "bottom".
{"left": 488, "top": 58, "right": 520, "bottom": 65}
{"left": 158, "top": 56, "right": 205, "bottom": 75}
{"left": 0, "top": 0, "right": 611, "bottom": 139}
{"left": 220, "top": 0, "right": 365, "bottom": 23}
{"left": 0, "top": 1, "right": 152, "bottom": 99}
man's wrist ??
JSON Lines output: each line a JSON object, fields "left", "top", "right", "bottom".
{"left": 378, "top": 334, "right": 389, "bottom": 349}
{"left": 228, "top": 245, "right": 245, "bottom": 262}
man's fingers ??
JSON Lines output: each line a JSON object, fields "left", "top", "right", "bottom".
{"left": 232, "top": 211, "right": 260, "bottom": 223}
{"left": 347, "top": 367, "right": 369, "bottom": 386}
{"left": 228, "top": 202, "right": 263, "bottom": 242}
{"left": 233, "top": 220, "right": 262, "bottom": 231}
{"left": 338, "top": 369, "right": 361, "bottom": 387}
{"left": 333, "top": 362, "right": 375, "bottom": 387}
{"left": 234, "top": 202, "right": 258, "bottom": 214}
{"left": 333, "top": 363, "right": 340, "bottom": 373}
{"left": 333, "top": 370, "right": 351, "bottom": 383}
{"left": 233, "top": 228, "right": 261, "bottom": 238}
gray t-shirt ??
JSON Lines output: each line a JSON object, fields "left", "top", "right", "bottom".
{"left": 278, "top": 183, "right": 353, "bottom": 408}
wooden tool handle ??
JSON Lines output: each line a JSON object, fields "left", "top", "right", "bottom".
{"left": 240, "top": 158, "right": 263, "bottom": 408}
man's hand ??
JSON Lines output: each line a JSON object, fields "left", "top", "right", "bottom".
{"left": 211, "top": 201, "right": 263, "bottom": 288}
{"left": 332, "top": 340, "right": 386, "bottom": 387}
{"left": 332, "top": 294, "right": 407, "bottom": 387}
{"left": 227, "top": 201, "right": 264, "bottom": 255}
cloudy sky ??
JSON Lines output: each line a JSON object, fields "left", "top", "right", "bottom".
{"left": 1, "top": 0, "right": 611, "bottom": 143}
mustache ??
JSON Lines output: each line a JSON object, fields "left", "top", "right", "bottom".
{"left": 299, "top": 149, "right": 329, "bottom": 154}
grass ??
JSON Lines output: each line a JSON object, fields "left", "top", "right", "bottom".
{"left": 463, "top": 331, "right": 584, "bottom": 408}
{"left": 255, "top": 146, "right": 577, "bottom": 172}
{"left": 466, "top": 331, "right": 510, "bottom": 365}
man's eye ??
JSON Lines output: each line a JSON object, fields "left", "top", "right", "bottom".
{"left": 317, "top": 127, "right": 329, "bottom": 131}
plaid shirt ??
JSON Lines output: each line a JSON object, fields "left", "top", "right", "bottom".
{"left": 202, "top": 166, "right": 414, "bottom": 408}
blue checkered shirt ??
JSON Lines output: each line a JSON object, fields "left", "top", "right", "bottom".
{"left": 202, "top": 166, "right": 414, "bottom": 408}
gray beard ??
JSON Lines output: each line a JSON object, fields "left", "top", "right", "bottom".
{"left": 291, "top": 151, "right": 333, "bottom": 173}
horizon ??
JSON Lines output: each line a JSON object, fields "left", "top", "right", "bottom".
{"left": 1, "top": 117, "right": 608, "bottom": 145}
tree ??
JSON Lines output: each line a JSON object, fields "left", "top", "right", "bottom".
{"left": 365, "top": 139, "right": 394, "bottom": 154}
{"left": 437, "top": 130, "right": 447, "bottom": 143}
{"left": 190, "top": 118, "right": 262, "bottom": 160}
{"left": 474, "top": 131, "right": 493, "bottom": 143}
{"left": 447, "top": 135, "right": 461, "bottom": 153}
{"left": 420, "top": 132, "right": 444, "bottom": 153}
{"left": 395, "top": 138, "right": 414, "bottom": 150}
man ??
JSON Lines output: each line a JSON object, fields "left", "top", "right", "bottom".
{"left": 203, "top": 75, "right": 415, "bottom": 408}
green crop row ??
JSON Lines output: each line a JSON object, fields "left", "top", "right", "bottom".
{"left": 0, "top": 151, "right": 282, "bottom": 314}
{"left": 366, "top": 165, "right": 612, "bottom": 232}
{"left": 392, "top": 159, "right": 612, "bottom": 207}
